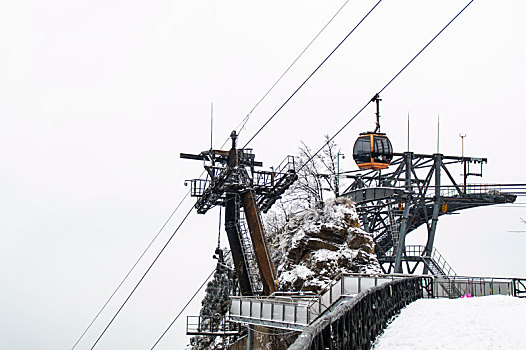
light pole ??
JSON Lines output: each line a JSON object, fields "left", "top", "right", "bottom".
{"left": 460, "top": 133, "right": 467, "bottom": 192}
{"left": 336, "top": 151, "right": 345, "bottom": 196}
{"left": 459, "top": 133, "right": 466, "bottom": 158}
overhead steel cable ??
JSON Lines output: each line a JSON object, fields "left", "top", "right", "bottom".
{"left": 150, "top": 268, "right": 216, "bottom": 349}
{"left": 143, "top": 3, "right": 358, "bottom": 339}
{"left": 95, "top": 0, "right": 377, "bottom": 343}
{"left": 297, "top": 0, "right": 475, "bottom": 174}
{"left": 152, "top": 247, "right": 235, "bottom": 348}
{"left": 236, "top": 0, "right": 352, "bottom": 136}
{"left": 243, "top": 0, "right": 384, "bottom": 148}
{"left": 76, "top": 0, "right": 336, "bottom": 336}
{"left": 72, "top": 115, "right": 252, "bottom": 348}
{"left": 70, "top": 191, "right": 190, "bottom": 350}
{"left": 86, "top": 128, "right": 242, "bottom": 348}
{"left": 82, "top": 0, "right": 475, "bottom": 346}
{"left": 89, "top": 206, "right": 195, "bottom": 349}
{"left": 143, "top": 6, "right": 477, "bottom": 347}
{"left": 376, "top": 0, "right": 474, "bottom": 96}
{"left": 78, "top": 7, "right": 357, "bottom": 339}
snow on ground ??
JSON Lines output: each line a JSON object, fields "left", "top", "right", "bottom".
{"left": 279, "top": 265, "right": 314, "bottom": 284}
{"left": 373, "top": 295, "right": 526, "bottom": 349}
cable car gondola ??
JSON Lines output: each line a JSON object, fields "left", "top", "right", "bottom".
{"left": 353, "top": 94, "right": 393, "bottom": 170}
{"left": 353, "top": 132, "right": 393, "bottom": 170}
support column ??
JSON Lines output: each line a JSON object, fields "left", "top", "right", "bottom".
{"left": 361, "top": 210, "right": 370, "bottom": 233}
{"left": 241, "top": 190, "right": 277, "bottom": 296}
{"left": 247, "top": 326, "right": 254, "bottom": 350}
{"left": 424, "top": 154, "right": 442, "bottom": 274}
{"left": 225, "top": 194, "right": 253, "bottom": 296}
{"left": 394, "top": 152, "right": 413, "bottom": 273}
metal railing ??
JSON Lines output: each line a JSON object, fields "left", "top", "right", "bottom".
{"left": 438, "top": 184, "right": 504, "bottom": 198}
{"left": 230, "top": 294, "right": 313, "bottom": 330}
{"left": 251, "top": 155, "right": 296, "bottom": 188}
{"left": 229, "top": 273, "right": 526, "bottom": 334}
{"left": 412, "top": 245, "right": 457, "bottom": 277}
{"left": 433, "top": 276, "right": 526, "bottom": 298}
{"left": 513, "top": 279, "right": 526, "bottom": 298}
{"left": 384, "top": 245, "right": 457, "bottom": 277}
{"left": 187, "top": 178, "right": 210, "bottom": 197}
{"left": 427, "top": 246, "right": 457, "bottom": 276}
{"left": 275, "top": 155, "right": 296, "bottom": 174}
{"left": 252, "top": 170, "right": 275, "bottom": 188}
{"left": 288, "top": 277, "right": 427, "bottom": 350}
{"left": 229, "top": 274, "right": 432, "bottom": 330}
{"left": 306, "top": 274, "right": 428, "bottom": 318}
{"left": 286, "top": 274, "right": 526, "bottom": 349}
{"left": 186, "top": 316, "right": 240, "bottom": 336}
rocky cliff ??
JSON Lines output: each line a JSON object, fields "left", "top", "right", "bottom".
{"left": 269, "top": 197, "right": 381, "bottom": 294}
{"left": 189, "top": 197, "right": 381, "bottom": 349}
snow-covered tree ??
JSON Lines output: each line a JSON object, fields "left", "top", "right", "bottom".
{"left": 265, "top": 136, "right": 346, "bottom": 238}
{"left": 294, "top": 135, "right": 345, "bottom": 206}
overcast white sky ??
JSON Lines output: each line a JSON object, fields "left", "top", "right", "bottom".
{"left": 1, "top": 0, "right": 525, "bottom": 349}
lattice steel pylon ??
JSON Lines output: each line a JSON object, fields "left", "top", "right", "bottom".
{"left": 341, "top": 152, "right": 518, "bottom": 274}
{"left": 181, "top": 131, "right": 298, "bottom": 296}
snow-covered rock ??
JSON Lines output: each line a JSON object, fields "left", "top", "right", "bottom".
{"left": 191, "top": 197, "right": 381, "bottom": 349}
{"left": 269, "top": 197, "right": 381, "bottom": 293}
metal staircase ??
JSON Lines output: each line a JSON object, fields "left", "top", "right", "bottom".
{"left": 235, "top": 198, "right": 263, "bottom": 294}
{"left": 254, "top": 155, "right": 298, "bottom": 213}
{"left": 383, "top": 245, "right": 464, "bottom": 297}
{"left": 388, "top": 203, "right": 401, "bottom": 256}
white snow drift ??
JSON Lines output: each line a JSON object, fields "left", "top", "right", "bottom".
{"left": 373, "top": 295, "right": 526, "bottom": 349}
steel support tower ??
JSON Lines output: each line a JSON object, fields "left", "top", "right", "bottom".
{"left": 341, "top": 152, "right": 517, "bottom": 274}
{"left": 181, "top": 131, "right": 298, "bottom": 296}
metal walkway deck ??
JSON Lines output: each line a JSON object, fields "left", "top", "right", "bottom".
{"left": 229, "top": 273, "right": 526, "bottom": 331}
{"left": 229, "top": 274, "right": 416, "bottom": 331}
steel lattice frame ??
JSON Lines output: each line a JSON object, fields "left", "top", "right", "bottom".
{"left": 340, "top": 152, "right": 517, "bottom": 274}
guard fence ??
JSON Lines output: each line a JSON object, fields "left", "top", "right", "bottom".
{"left": 284, "top": 274, "right": 526, "bottom": 349}
{"left": 288, "top": 277, "right": 425, "bottom": 350}
{"left": 434, "top": 275, "right": 526, "bottom": 298}
{"left": 229, "top": 274, "right": 431, "bottom": 331}
{"left": 186, "top": 316, "right": 240, "bottom": 336}
{"left": 228, "top": 273, "right": 526, "bottom": 349}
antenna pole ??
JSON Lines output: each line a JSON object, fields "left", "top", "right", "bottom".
{"left": 210, "top": 103, "right": 214, "bottom": 150}
{"left": 437, "top": 114, "right": 440, "bottom": 153}
{"left": 460, "top": 133, "right": 467, "bottom": 192}
{"left": 217, "top": 206, "right": 222, "bottom": 250}
{"left": 407, "top": 112, "right": 410, "bottom": 152}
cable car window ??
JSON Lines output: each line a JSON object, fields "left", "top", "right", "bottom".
{"left": 384, "top": 138, "right": 392, "bottom": 154}
{"left": 375, "top": 137, "right": 384, "bottom": 153}
{"left": 381, "top": 137, "right": 393, "bottom": 163}
{"left": 372, "top": 137, "right": 382, "bottom": 162}
{"left": 353, "top": 136, "right": 371, "bottom": 163}
{"left": 384, "top": 138, "right": 393, "bottom": 161}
